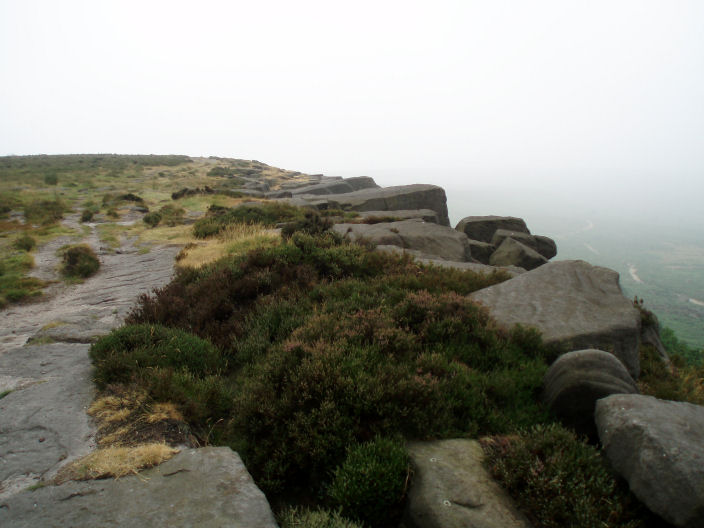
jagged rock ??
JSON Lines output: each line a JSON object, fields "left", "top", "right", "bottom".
{"left": 471, "top": 260, "right": 642, "bottom": 377}
{"left": 404, "top": 439, "right": 533, "bottom": 528}
{"left": 289, "top": 184, "right": 451, "bottom": 226}
{"left": 596, "top": 395, "right": 704, "bottom": 527}
{"left": 489, "top": 237, "right": 548, "bottom": 270}
{"left": 0, "top": 447, "right": 278, "bottom": 528}
{"left": 543, "top": 349, "right": 638, "bottom": 436}
{"left": 455, "top": 216, "right": 530, "bottom": 243}
{"left": 333, "top": 219, "right": 472, "bottom": 261}
{"left": 356, "top": 209, "right": 440, "bottom": 224}
{"left": 534, "top": 235, "right": 558, "bottom": 259}
{"left": 467, "top": 239, "right": 495, "bottom": 264}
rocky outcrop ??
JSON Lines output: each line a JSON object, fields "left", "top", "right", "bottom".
{"left": 404, "top": 439, "right": 533, "bottom": 528}
{"left": 489, "top": 237, "right": 548, "bottom": 271}
{"left": 356, "top": 209, "right": 440, "bottom": 224}
{"left": 543, "top": 349, "right": 638, "bottom": 436}
{"left": 596, "top": 395, "right": 704, "bottom": 527}
{"left": 467, "top": 239, "right": 495, "bottom": 264}
{"left": 290, "top": 184, "right": 451, "bottom": 226}
{"left": 455, "top": 216, "right": 529, "bottom": 243}
{"left": 471, "top": 260, "right": 642, "bottom": 378}
{"left": 0, "top": 447, "right": 278, "bottom": 528}
{"left": 333, "top": 219, "right": 471, "bottom": 262}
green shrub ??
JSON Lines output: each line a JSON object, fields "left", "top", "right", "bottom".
{"left": 12, "top": 234, "right": 36, "bottom": 251}
{"left": 90, "top": 324, "right": 230, "bottom": 428}
{"left": 24, "top": 199, "right": 65, "bottom": 225}
{"left": 192, "top": 202, "right": 305, "bottom": 238}
{"left": 143, "top": 211, "right": 162, "bottom": 228}
{"left": 281, "top": 210, "right": 333, "bottom": 239}
{"left": 482, "top": 424, "right": 656, "bottom": 528}
{"left": 44, "top": 173, "right": 58, "bottom": 185}
{"left": 329, "top": 437, "right": 410, "bottom": 528}
{"left": 60, "top": 244, "right": 100, "bottom": 278}
{"left": 278, "top": 507, "right": 364, "bottom": 528}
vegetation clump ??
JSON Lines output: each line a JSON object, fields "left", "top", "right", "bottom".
{"left": 329, "top": 437, "right": 410, "bottom": 527}
{"left": 12, "top": 234, "right": 36, "bottom": 251}
{"left": 481, "top": 424, "right": 658, "bottom": 528}
{"left": 60, "top": 244, "right": 100, "bottom": 278}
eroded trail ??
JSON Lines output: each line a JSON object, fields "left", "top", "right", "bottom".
{"left": 0, "top": 224, "right": 180, "bottom": 499}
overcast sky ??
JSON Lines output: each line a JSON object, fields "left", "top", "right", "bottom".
{"left": 1, "top": 1, "right": 703, "bottom": 207}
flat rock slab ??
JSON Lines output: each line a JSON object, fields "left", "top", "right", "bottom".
{"left": 0, "top": 343, "right": 95, "bottom": 497}
{"left": 596, "top": 394, "right": 704, "bottom": 527}
{"left": 289, "top": 184, "right": 451, "bottom": 226}
{"left": 404, "top": 439, "right": 532, "bottom": 528}
{"left": 334, "top": 219, "right": 471, "bottom": 262}
{"left": 0, "top": 447, "right": 278, "bottom": 528}
{"left": 470, "top": 260, "right": 641, "bottom": 378}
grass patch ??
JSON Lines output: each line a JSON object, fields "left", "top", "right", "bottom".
{"left": 54, "top": 444, "right": 179, "bottom": 482}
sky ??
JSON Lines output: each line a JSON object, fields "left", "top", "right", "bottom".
{"left": 1, "top": 0, "right": 703, "bottom": 224}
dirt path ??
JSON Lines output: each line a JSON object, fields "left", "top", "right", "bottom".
{"left": 0, "top": 221, "right": 180, "bottom": 500}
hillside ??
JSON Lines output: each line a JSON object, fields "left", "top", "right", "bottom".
{"left": 1, "top": 155, "right": 703, "bottom": 528}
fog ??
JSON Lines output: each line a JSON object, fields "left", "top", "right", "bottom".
{"left": 2, "top": 0, "right": 703, "bottom": 228}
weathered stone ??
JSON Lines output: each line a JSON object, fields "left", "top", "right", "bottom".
{"left": 333, "top": 219, "right": 471, "bottom": 261}
{"left": 290, "top": 184, "right": 451, "bottom": 226}
{"left": 0, "top": 343, "right": 95, "bottom": 496}
{"left": 534, "top": 235, "right": 558, "bottom": 259}
{"left": 0, "top": 447, "right": 278, "bottom": 528}
{"left": 543, "top": 349, "right": 638, "bottom": 436}
{"left": 489, "top": 237, "right": 548, "bottom": 271}
{"left": 596, "top": 395, "right": 704, "bottom": 527}
{"left": 404, "top": 439, "right": 533, "bottom": 528}
{"left": 467, "top": 239, "right": 495, "bottom": 264}
{"left": 356, "top": 209, "right": 440, "bottom": 224}
{"left": 342, "top": 176, "right": 379, "bottom": 191}
{"left": 471, "top": 260, "right": 641, "bottom": 377}
{"left": 455, "top": 216, "right": 529, "bottom": 243}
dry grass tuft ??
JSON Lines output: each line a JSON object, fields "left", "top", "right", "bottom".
{"left": 55, "top": 444, "right": 179, "bottom": 482}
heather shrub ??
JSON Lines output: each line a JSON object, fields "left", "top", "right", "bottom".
{"left": 12, "top": 234, "right": 36, "bottom": 251}
{"left": 482, "top": 424, "right": 657, "bottom": 528}
{"left": 60, "top": 244, "right": 100, "bottom": 278}
{"left": 328, "top": 437, "right": 410, "bottom": 528}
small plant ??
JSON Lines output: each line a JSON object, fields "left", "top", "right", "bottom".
{"left": 60, "top": 244, "right": 100, "bottom": 278}
{"left": 13, "top": 234, "right": 36, "bottom": 251}
{"left": 329, "top": 437, "right": 410, "bottom": 528}
{"left": 143, "top": 211, "right": 162, "bottom": 228}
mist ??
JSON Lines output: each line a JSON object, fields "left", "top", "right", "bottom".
{"left": 2, "top": 0, "right": 703, "bottom": 231}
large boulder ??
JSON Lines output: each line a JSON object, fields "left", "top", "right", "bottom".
{"left": 356, "top": 209, "right": 440, "bottom": 224}
{"left": 404, "top": 439, "right": 533, "bottom": 528}
{"left": 455, "top": 216, "right": 530, "bottom": 243}
{"left": 333, "top": 219, "right": 472, "bottom": 262}
{"left": 0, "top": 447, "right": 278, "bottom": 528}
{"left": 489, "top": 237, "right": 548, "bottom": 271}
{"left": 291, "top": 184, "right": 451, "bottom": 226}
{"left": 543, "top": 349, "right": 638, "bottom": 436}
{"left": 470, "top": 260, "right": 642, "bottom": 378}
{"left": 596, "top": 395, "right": 704, "bottom": 527}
